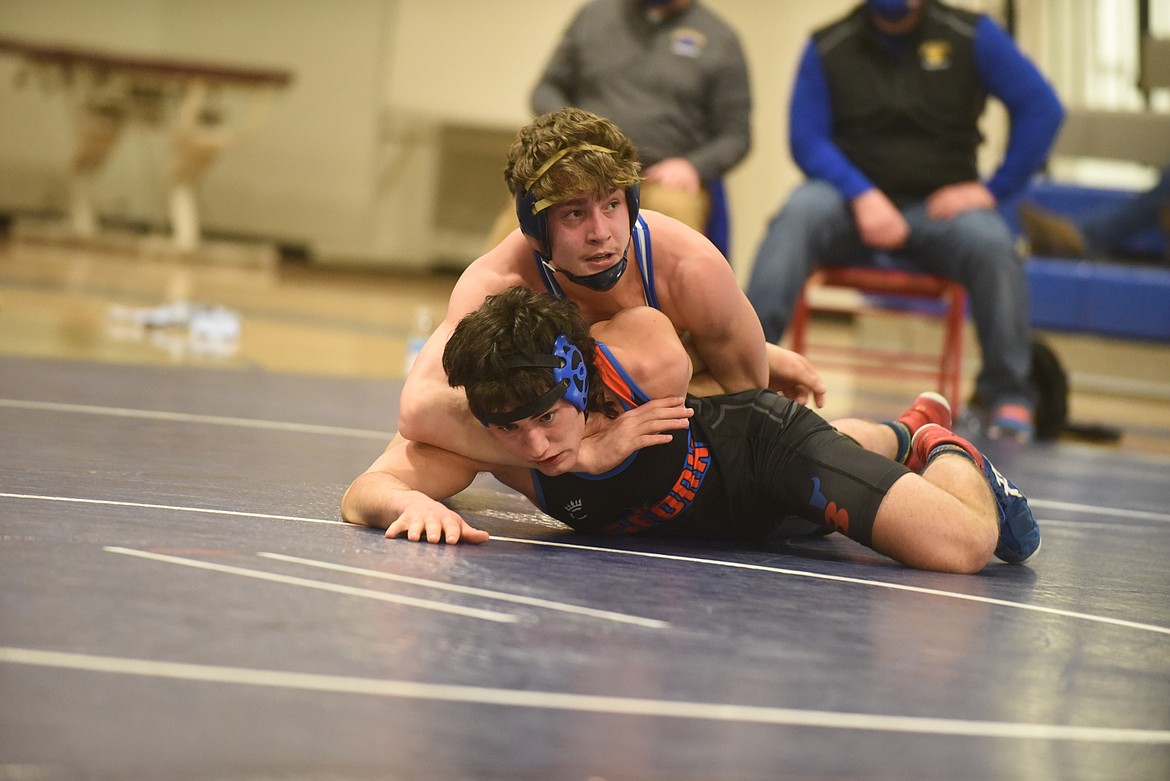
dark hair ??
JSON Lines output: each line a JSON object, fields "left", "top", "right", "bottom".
{"left": 443, "top": 287, "right": 615, "bottom": 422}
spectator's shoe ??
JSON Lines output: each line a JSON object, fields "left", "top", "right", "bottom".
{"left": 912, "top": 423, "right": 1041, "bottom": 564}
{"left": 898, "top": 392, "right": 953, "bottom": 471}
{"left": 988, "top": 403, "right": 1035, "bottom": 443}
{"left": 1020, "top": 203, "right": 1088, "bottom": 258}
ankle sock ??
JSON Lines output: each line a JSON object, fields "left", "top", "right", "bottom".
{"left": 882, "top": 420, "right": 912, "bottom": 465}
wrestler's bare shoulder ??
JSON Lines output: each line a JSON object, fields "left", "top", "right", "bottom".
{"left": 454, "top": 230, "right": 544, "bottom": 297}
{"left": 637, "top": 210, "right": 723, "bottom": 265}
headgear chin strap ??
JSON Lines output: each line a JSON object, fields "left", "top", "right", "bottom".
{"left": 478, "top": 335, "right": 588, "bottom": 426}
{"left": 544, "top": 252, "right": 629, "bottom": 292}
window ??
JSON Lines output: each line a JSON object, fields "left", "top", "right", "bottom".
{"left": 1028, "top": 0, "right": 1169, "bottom": 186}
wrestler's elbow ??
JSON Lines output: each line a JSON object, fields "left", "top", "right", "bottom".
{"left": 396, "top": 389, "right": 428, "bottom": 442}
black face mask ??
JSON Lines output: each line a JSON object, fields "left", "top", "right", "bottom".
{"left": 558, "top": 254, "right": 629, "bottom": 292}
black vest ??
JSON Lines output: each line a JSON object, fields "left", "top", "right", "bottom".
{"left": 813, "top": 2, "right": 987, "bottom": 197}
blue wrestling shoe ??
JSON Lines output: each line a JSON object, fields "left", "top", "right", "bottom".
{"left": 912, "top": 423, "right": 1041, "bottom": 564}
{"left": 982, "top": 456, "right": 1042, "bottom": 564}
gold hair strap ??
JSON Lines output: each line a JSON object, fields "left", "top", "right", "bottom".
{"left": 525, "top": 143, "right": 618, "bottom": 214}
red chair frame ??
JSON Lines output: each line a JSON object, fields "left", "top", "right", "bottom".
{"left": 789, "top": 267, "right": 968, "bottom": 413}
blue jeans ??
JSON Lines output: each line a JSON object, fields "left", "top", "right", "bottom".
{"left": 746, "top": 179, "right": 1035, "bottom": 409}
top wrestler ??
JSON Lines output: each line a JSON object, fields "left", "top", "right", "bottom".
{"left": 396, "top": 107, "right": 828, "bottom": 470}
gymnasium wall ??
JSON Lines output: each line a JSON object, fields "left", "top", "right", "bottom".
{"left": 0, "top": 0, "right": 1021, "bottom": 279}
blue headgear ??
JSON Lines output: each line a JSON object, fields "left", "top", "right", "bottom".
{"left": 867, "top": 0, "right": 917, "bottom": 23}
{"left": 515, "top": 143, "right": 640, "bottom": 291}
{"left": 477, "top": 334, "right": 589, "bottom": 427}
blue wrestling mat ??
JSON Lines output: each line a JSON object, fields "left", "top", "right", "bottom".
{"left": 2, "top": 355, "right": 1169, "bottom": 780}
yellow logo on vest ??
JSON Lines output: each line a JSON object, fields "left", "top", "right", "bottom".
{"left": 918, "top": 40, "right": 952, "bottom": 71}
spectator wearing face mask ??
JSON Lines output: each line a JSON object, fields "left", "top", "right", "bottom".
{"left": 745, "top": 0, "right": 1064, "bottom": 442}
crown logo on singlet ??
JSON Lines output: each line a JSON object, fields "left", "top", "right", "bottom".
{"left": 565, "top": 498, "right": 587, "bottom": 521}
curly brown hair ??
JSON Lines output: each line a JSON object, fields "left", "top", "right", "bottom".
{"left": 503, "top": 108, "right": 641, "bottom": 204}
{"left": 443, "top": 287, "right": 615, "bottom": 423}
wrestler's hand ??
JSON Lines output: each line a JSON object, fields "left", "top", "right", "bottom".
{"left": 575, "top": 397, "right": 694, "bottom": 474}
{"left": 766, "top": 344, "right": 827, "bottom": 408}
{"left": 385, "top": 494, "right": 490, "bottom": 545}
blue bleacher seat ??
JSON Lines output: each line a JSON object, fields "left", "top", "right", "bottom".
{"left": 998, "top": 182, "right": 1170, "bottom": 342}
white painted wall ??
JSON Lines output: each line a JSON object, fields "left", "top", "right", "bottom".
{"left": 0, "top": 0, "right": 1025, "bottom": 278}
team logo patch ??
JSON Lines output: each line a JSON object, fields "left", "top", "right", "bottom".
{"left": 824, "top": 502, "right": 850, "bottom": 535}
{"left": 919, "top": 40, "right": 952, "bottom": 71}
{"left": 808, "top": 477, "right": 849, "bottom": 535}
{"left": 670, "top": 29, "right": 707, "bottom": 58}
{"left": 565, "top": 498, "right": 587, "bottom": 522}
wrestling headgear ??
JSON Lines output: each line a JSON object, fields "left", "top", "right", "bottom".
{"left": 477, "top": 334, "right": 589, "bottom": 427}
{"left": 515, "top": 143, "right": 640, "bottom": 291}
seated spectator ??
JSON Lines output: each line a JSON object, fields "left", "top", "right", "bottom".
{"left": 745, "top": 0, "right": 1064, "bottom": 442}
{"left": 486, "top": 0, "right": 751, "bottom": 248}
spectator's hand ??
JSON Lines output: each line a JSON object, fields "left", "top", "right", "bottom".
{"left": 851, "top": 188, "right": 909, "bottom": 249}
{"left": 927, "top": 181, "right": 996, "bottom": 220}
{"left": 766, "top": 344, "right": 827, "bottom": 408}
{"left": 385, "top": 494, "right": 490, "bottom": 544}
{"left": 642, "top": 157, "right": 702, "bottom": 194}
{"left": 575, "top": 397, "right": 693, "bottom": 474}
